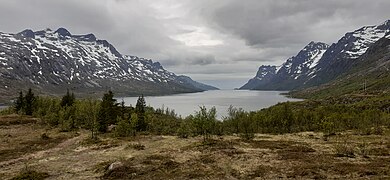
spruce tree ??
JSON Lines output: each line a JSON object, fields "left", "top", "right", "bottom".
{"left": 24, "top": 88, "right": 35, "bottom": 116}
{"left": 97, "top": 90, "right": 118, "bottom": 133}
{"left": 120, "top": 99, "right": 126, "bottom": 119}
{"left": 61, "top": 89, "right": 75, "bottom": 107}
{"left": 15, "top": 91, "right": 24, "bottom": 113}
{"left": 135, "top": 95, "right": 147, "bottom": 131}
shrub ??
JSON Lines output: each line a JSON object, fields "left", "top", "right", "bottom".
{"left": 114, "top": 117, "right": 134, "bottom": 137}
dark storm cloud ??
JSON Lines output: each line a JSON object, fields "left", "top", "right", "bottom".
{"left": 0, "top": 0, "right": 178, "bottom": 58}
{"left": 189, "top": 55, "right": 216, "bottom": 66}
{"left": 158, "top": 54, "right": 216, "bottom": 67}
{"left": 198, "top": 0, "right": 390, "bottom": 48}
{"left": 0, "top": 0, "right": 389, "bottom": 88}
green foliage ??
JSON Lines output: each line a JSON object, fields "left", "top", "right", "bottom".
{"left": 24, "top": 88, "right": 36, "bottom": 115}
{"left": 97, "top": 90, "right": 119, "bottom": 133}
{"left": 238, "top": 112, "right": 255, "bottom": 140}
{"left": 4, "top": 88, "right": 389, "bottom": 140}
{"left": 83, "top": 99, "right": 100, "bottom": 138}
{"left": 135, "top": 95, "right": 147, "bottom": 131}
{"left": 15, "top": 91, "right": 24, "bottom": 113}
{"left": 248, "top": 96, "right": 390, "bottom": 134}
{"left": 0, "top": 106, "right": 14, "bottom": 115}
{"left": 224, "top": 106, "right": 254, "bottom": 140}
{"left": 193, "top": 106, "right": 217, "bottom": 142}
{"left": 60, "top": 89, "right": 75, "bottom": 107}
{"left": 223, "top": 105, "right": 243, "bottom": 134}
{"left": 58, "top": 106, "right": 76, "bottom": 131}
{"left": 114, "top": 116, "right": 135, "bottom": 137}
{"left": 177, "top": 119, "right": 192, "bottom": 138}
{"left": 12, "top": 88, "right": 36, "bottom": 115}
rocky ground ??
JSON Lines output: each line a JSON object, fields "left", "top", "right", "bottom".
{"left": 0, "top": 115, "right": 389, "bottom": 179}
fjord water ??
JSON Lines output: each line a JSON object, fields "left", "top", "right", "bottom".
{"left": 121, "top": 90, "right": 301, "bottom": 119}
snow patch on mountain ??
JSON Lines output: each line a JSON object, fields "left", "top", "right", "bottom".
{"left": 346, "top": 26, "right": 388, "bottom": 58}
{"left": 241, "top": 19, "right": 390, "bottom": 91}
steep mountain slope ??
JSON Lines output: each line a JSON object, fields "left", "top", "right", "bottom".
{"left": 305, "top": 20, "right": 390, "bottom": 86}
{"left": 0, "top": 28, "right": 217, "bottom": 98}
{"left": 240, "top": 65, "right": 277, "bottom": 90}
{"left": 241, "top": 20, "right": 390, "bottom": 91}
{"left": 240, "top": 42, "right": 329, "bottom": 90}
{"left": 291, "top": 32, "right": 390, "bottom": 99}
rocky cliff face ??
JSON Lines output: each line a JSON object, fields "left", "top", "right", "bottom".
{"left": 240, "top": 65, "right": 277, "bottom": 90}
{"left": 0, "top": 28, "right": 217, "bottom": 98}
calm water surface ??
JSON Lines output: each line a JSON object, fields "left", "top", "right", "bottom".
{"left": 120, "top": 90, "right": 301, "bottom": 119}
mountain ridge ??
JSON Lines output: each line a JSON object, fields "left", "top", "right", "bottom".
{"left": 240, "top": 20, "right": 390, "bottom": 92}
{"left": 0, "top": 27, "right": 218, "bottom": 100}
{"left": 240, "top": 41, "right": 329, "bottom": 90}
{"left": 290, "top": 32, "right": 390, "bottom": 99}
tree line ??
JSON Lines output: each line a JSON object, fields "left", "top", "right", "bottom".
{"left": 3, "top": 89, "right": 390, "bottom": 141}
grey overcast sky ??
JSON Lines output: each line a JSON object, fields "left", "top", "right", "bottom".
{"left": 0, "top": 0, "right": 389, "bottom": 89}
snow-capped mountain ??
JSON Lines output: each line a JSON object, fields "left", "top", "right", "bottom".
{"left": 241, "top": 20, "right": 390, "bottom": 90}
{"left": 240, "top": 42, "right": 329, "bottom": 90}
{"left": 0, "top": 28, "right": 217, "bottom": 97}
{"left": 292, "top": 32, "right": 390, "bottom": 98}
{"left": 306, "top": 20, "right": 390, "bottom": 86}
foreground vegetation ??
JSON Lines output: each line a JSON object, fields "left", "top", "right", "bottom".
{"left": 2, "top": 89, "right": 389, "bottom": 141}
{"left": 0, "top": 89, "right": 389, "bottom": 179}
{"left": 0, "top": 115, "right": 389, "bottom": 179}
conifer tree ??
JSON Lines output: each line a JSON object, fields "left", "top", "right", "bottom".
{"left": 120, "top": 99, "right": 126, "bottom": 119}
{"left": 97, "top": 90, "right": 118, "bottom": 133}
{"left": 24, "top": 88, "right": 35, "bottom": 115}
{"left": 15, "top": 91, "right": 24, "bottom": 113}
{"left": 135, "top": 95, "right": 147, "bottom": 131}
{"left": 60, "top": 89, "right": 75, "bottom": 107}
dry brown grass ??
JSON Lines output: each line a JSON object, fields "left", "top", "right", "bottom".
{"left": 0, "top": 114, "right": 38, "bottom": 126}
{"left": 0, "top": 115, "right": 389, "bottom": 179}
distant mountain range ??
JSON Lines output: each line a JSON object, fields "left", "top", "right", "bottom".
{"left": 240, "top": 20, "right": 390, "bottom": 95}
{"left": 0, "top": 28, "right": 218, "bottom": 99}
